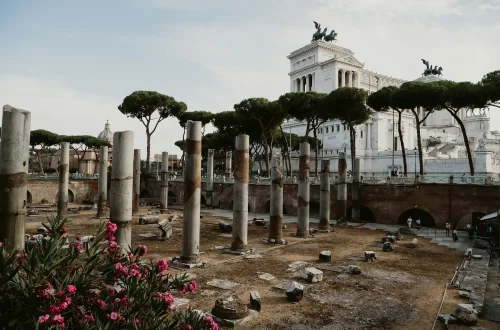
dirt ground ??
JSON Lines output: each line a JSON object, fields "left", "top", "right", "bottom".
{"left": 26, "top": 205, "right": 500, "bottom": 330}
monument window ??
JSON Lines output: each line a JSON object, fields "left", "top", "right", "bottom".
{"left": 325, "top": 127, "right": 329, "bottom": 133}
{"left": 337, "top": 124, "right": 340, "bottom": 131}
{"left": 361, "top": 131, "right": 363, "bottom": 138}
{"left": 343, "top": 124, "right": 346, "bottom": 130}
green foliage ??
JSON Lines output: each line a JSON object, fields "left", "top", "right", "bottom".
{"left": 325, "top": 87, "right": 370, "bottom": 127}
{"left": 480, "top": 71, "right": 500, "bottom": 106}
{"left": 0, "top": 217, "right": 217, "bottom": 330}
{"left": 366, "top": 86, "right": 399, "bottom": 111}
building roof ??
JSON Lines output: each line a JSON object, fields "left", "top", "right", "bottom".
{"left": 97, "top": 120, "right": 113, "bottom": 145}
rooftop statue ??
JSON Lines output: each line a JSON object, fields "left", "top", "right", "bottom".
{"left": 421, "top": 59, "right": 443, "bottom": 76}
{"left": 312, "top": 21, "right": 337, "bottom": 42}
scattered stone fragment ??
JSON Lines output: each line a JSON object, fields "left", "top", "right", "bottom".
{"left": 219, "top": 221, "right": 233, "bottom": 233}
{"left": 219, "top": 233, "right": 232, "bottom": 238}
{"left": 382, "top": 235, "right": 396, "bottom": 243}
{"left": 201, "top": 290, "right": 217, "bottom": 297}
{"left": 457, "top": 290, "right": 471, "bottom": 298}
{"left": 250, "top": 291, "right": 261, "bottom": 312}
{"left": 206, "top": 279, "right": 241, "bottom": 290}
{"left": 452, "top": 304, "right": 478, "bottom": 325}
{"left": 348, "top": 265, "right": 362, "bottom": 275}
{"left": 254, "top": 219, "right": 267, "bottom": 226}
{"left": 309, "top": 228, "right": 318, "bottom": 235}
{"left": 472, "top": 255, "right": 482, "bottom": 259}
{"left": 364, "top": 251, "right": 376, "bottom": 262}
{"left": 471, "top": 327, "right": 487, "bottom": 330}
{"left": 282, "top": 224, "right": 287, "bottom": 229}
{"left": 36, "top": 227, "right": 48, "bottom": 235}
{"left": 319, "top": 251, "right": 332, "bottom": 262}
{"left": 408, "top": 238, "right": 418, "bottom": 248}
{"left": 287, "top": 261, "right": 308, "bottom": 272}
{"left": 158, "top": 220, "right": 172, "bottom": 240}
{"left": 168, "top": 215, "right": 178, "bottom": 222}
{"left": 211, "top": 295, "right": 249, "bottom": 319}
{"left": 139, "top": 201, "right": 146, "bottom": 207}
{"left": 78, "top": 205, "right": 93, "bottom": 211}
{"left": 245, "top": 254, "right": 263, "bottom": 259}
{"left": 139, "top": 216, "right": 159, "bottom": 225}
{"left": 437, "top": 314, "right": 457, "bottom": 325}
{"left": 171, "top": 298, "right": 190, "bottom": 309}
{"left": 286, "top": 281, "right": 305, "bottom": 302}
{"left": 258, "top": 273, "right": 275, "bottom": 281}
{"left": 465, "top": 248, "right": 473, "bottom": 258}
{"left": 214, "top": 245, "right": 226, "bottom": 250}
{"left": 382, "top": 242, "right": 393, "bottom": 252}
{"left": 302, "top": 267, "right": 323, "bottom": 283}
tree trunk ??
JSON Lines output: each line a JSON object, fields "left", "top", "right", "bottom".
{"left": 263, "top": 138, "right": 270, "bottom": 177}
{"left": 279, "top": 125, "right": 291, "bottom": 176}
{"left": 313, "top": 128, "right": 319, "bottom": 178}
{"left": 397, "top": 111, "right": 408, "bottom": 176}
{"left": 36, "top": 151, "right": 44, "bottom": 174}
{"left": 305, "top": 120, "right": 311, "bottom": 138}
{"left": 146, "top": 134, "right": 151, "bottom": 172}
{"left": 448, "top": 109, "right": 474, "bottom": 176}
{"left": 181, "top": 127, "right": 186, "bottom": 173}
{"left": 349, "top": 125, "right": 356, "bottom": 170}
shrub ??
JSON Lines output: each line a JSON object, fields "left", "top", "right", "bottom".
{"left": 0, "top": 217, "right": 217, "bottom": 330}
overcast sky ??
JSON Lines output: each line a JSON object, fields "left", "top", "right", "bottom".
{"left": 1, "top": 0, "right": 499, "bottom": 160}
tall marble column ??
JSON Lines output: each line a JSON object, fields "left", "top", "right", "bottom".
{"left": 312, "top": 73, "right": 316, "bottom": 91}
{"left": 333, "top": 67, "right": 338, "bottom": 90}
{"left": 269, "top": 155, "right": 284, "bottom": 244}
{"left": 132, "top": 149, "right": 141, "bottom": 214}
{"left": 207, "top": 149, "right": 214, "bottom": 207}
{"left": 57, "top": 142, "right": 70, "bottom": 218}
{"left": 0, "top": 105, "right": 31, "bottom": 251}
{"left": 340, "top": 69, "right": 345, "bottom": 87}
{"left": 356, "top": 72, "right": 361, "bottom": 88}
{"left": 297, "top": 142, "right": 310, "bottom": 237}
{"left": 160, "top": 152, "right": 169, "bottom": 213}
{"left": 110, "top": 131, "right": 134, "bottom": 251}
{"left": 347, "top": 71, "right": 352, "bottom": 87}
{"left": 367, "top": 122, "right": 372, "bottom": 151}
{"left": 306, "top": 75, "right": 311, "bottom": 92}
{"left": 181, "top": 121, "right": 202, "bottom": 264}
{"left": 96, "top": 146, "right": 108, "bottom": 218}
{"left": 231, "top": 134, "right": 249, "bottom": 251}
{"left": 318, "top": 159, "right": 330, "bottom": 230}
{"left": 352, "top": 158, "right": 361, "bottom": 222}
{"left": 337, "top": 152, "right": 347, "bottom": 222}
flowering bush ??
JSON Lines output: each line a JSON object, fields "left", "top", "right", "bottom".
{"left": 0, "top": 217, "right": 217, "bottom": 330}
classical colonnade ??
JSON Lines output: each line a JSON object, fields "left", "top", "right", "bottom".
{"left": 292, "top": 69, "right": 362, "bottom": 92}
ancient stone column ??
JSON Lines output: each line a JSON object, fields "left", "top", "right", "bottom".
{"left": 319, "top": 159, "right": 330, "bottom": 230}
{"left": 160, "top": 152, "right": 169, "bottom": 213}
{"left": 269, "top": 155, "right": 284, "bottom": 243}
{"left": 297, "top": 142, "right": 310, "bottom": 237}
{"left": 352, "top": 158, "right": 361, "bottom": 222}
{"left": 181, "top": 121, "right": 202, "bottom": 263}
{"left": 57, "top": 142, "right": 70, "bottom": 218}
{"left": 0, "top": 105, "right": 31, "bottom": 251}
{"left": 225, "top": 151, "right": 232, "bottom": 176}
{"left": 96, "top": 146, "right": 108, "bottom": 218}
{"left": 132, "top": 149, "right": 141, "bottom": 214}
{"left": 206, "top": 149, "right": 214, "bottom": 207}
{"left": 110, "top": 131, "right": 134, "bottom": 250}
{"left": 337, "top": 152, "right": 347, "bottom": 222}
{"left": 231, "top": 135, "right": 249, "bottom": 251}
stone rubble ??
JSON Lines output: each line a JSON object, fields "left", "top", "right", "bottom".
{"left": 302, "top": 267, "right": 323, "bottom": 283}
{"left": 348, "top": 265, "right": 362, "bottom": 275}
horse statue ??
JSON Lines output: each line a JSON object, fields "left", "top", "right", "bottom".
{"left": 421, "top": 59, "right": 443, "bottom": 76}
{"left": 324, "top": 30, "right": 337, "bottom": 42}
{"left": 433, "top": 66, "right": 443, "bottom": 75}
{"left": 312, "top": 21, "right": 322, "bottom": 41}
{"left": 318, "top": 27, "right": 327, "bottom": 40}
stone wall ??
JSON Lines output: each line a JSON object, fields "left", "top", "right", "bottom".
{"left": 27, "top": 179, "right": 98, "bottom": 204}
{"left": 167, "top": 180, "right": 500, "bottom": 229}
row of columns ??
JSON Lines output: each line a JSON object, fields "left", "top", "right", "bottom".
{"left": 293, "top": 74, "right": 315, "bottom": 92}
{"left": 335, "top": 68, "right": 361, "bottom": 89}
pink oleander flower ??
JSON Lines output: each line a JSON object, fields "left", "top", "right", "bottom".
{"left": 0, "top": 242, "right": 3, "bottom": 248}
{"left": 156, "top": 259, "right": 167, "bottom": 273}
{"left": 52, "top": 314, "right": 64, "bottom": 327}
{"left": 66, "top": 285, "right": 76, "bottom": 294}
{"left": 108, "top": 312, "right": 118, "bottom": 321}
{"left": 38, "top": 314, "right": 50, "bottom": 324}
{"left": 114, "top": 262, "right": 128, "bottom": 278}
{"left": 59, "top": 227, "right": 67, "bottom": 235}
{"left": 96, "top": 299, "right": 106, "bottom": 309}
{"left": 138, "top": 244, "right": 147, "bottom": 257}
{"left": 204, "top": 316, "right": 218, "bottom": 330}
{"left": 175, "top": 324, "right": 193, "bottom": 330}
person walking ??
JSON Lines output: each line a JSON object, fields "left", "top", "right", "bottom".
{"left": 445, "top": 222, "right": 451, "bottom": 237}
{"left": 415, "top": 218, "right": 421, "bottom": 231}
{"left": 452, "top": 226, "right": 458, "bottom": 242}
{"left": 407, "top": 217, "right": 413, "bottom": 230}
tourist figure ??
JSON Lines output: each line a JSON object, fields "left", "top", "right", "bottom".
{"left": 445, "top": 222, "right": 451, "bottom": 236}
{"left": 452, "top": 226, "right": 458, "bottom": 242}
{"left": 467, "top": 223, "right": 474, "bottom": 240}
{"left": 415, "top": 218, "right": 421, "bottom": 231}
{"left": 407, "top": 217, "right": 413, "bottom": 229}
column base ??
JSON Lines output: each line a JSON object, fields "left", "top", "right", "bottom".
{"left": 160, "top": 209, "right": 169, "bottom": 214}
{"left": 171, "top": 256, "right": 205, "bottom": 269}
{"left": 223, "top": 248, "right": 252, "bottom": 255}
{"left": 295, "top": 230, "right": 309, "bottom": 238}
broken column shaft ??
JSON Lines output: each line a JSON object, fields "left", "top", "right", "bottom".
{"left": 269, "top": 155, "right": 284, "bottom": 243}
{"left": 337, "top": 152, "right": 347, "bottom": 222}
{"left": 0, "top": 105, "right": 31, "bottom": 251}
{"left": 132, "top": 149, "right": 141, "bottom": 214}
{"left": 57, "top": 142, "right": 70, "bottom": 218}
{"left": 207, "top": 149, "right": 214, "bottom": 207}
{"left": 297, "top": 142, "right": 310, "bottom": 237}
{"left": 110, "top": 131, "right": 134, "bottom": 250}
{"left": 319, "top": 159, "right": 330, "bottom": 230}
{"left": 160, "top": 151, "right": 168, "bottom": 213}
{"left": 181, "top": 120, "right": 202, "bottom": 263}
{"left": 96, "top": 146, "right": 108, "bottom": 218}
{"left": 231, "top": 134, "right": 249, "bottom": 251}
{"left": 225, "top": 151, "right": 232, "bottom": 176}
{"left": 352, "top": 158, "right": 361, "bottom": 222}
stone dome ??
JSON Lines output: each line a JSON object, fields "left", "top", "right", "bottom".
{"left": 97, "top": 120, "right": 113, "bottom": 145}
{"left": 413, "top": 74, "right": 445, "bottom": 83}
